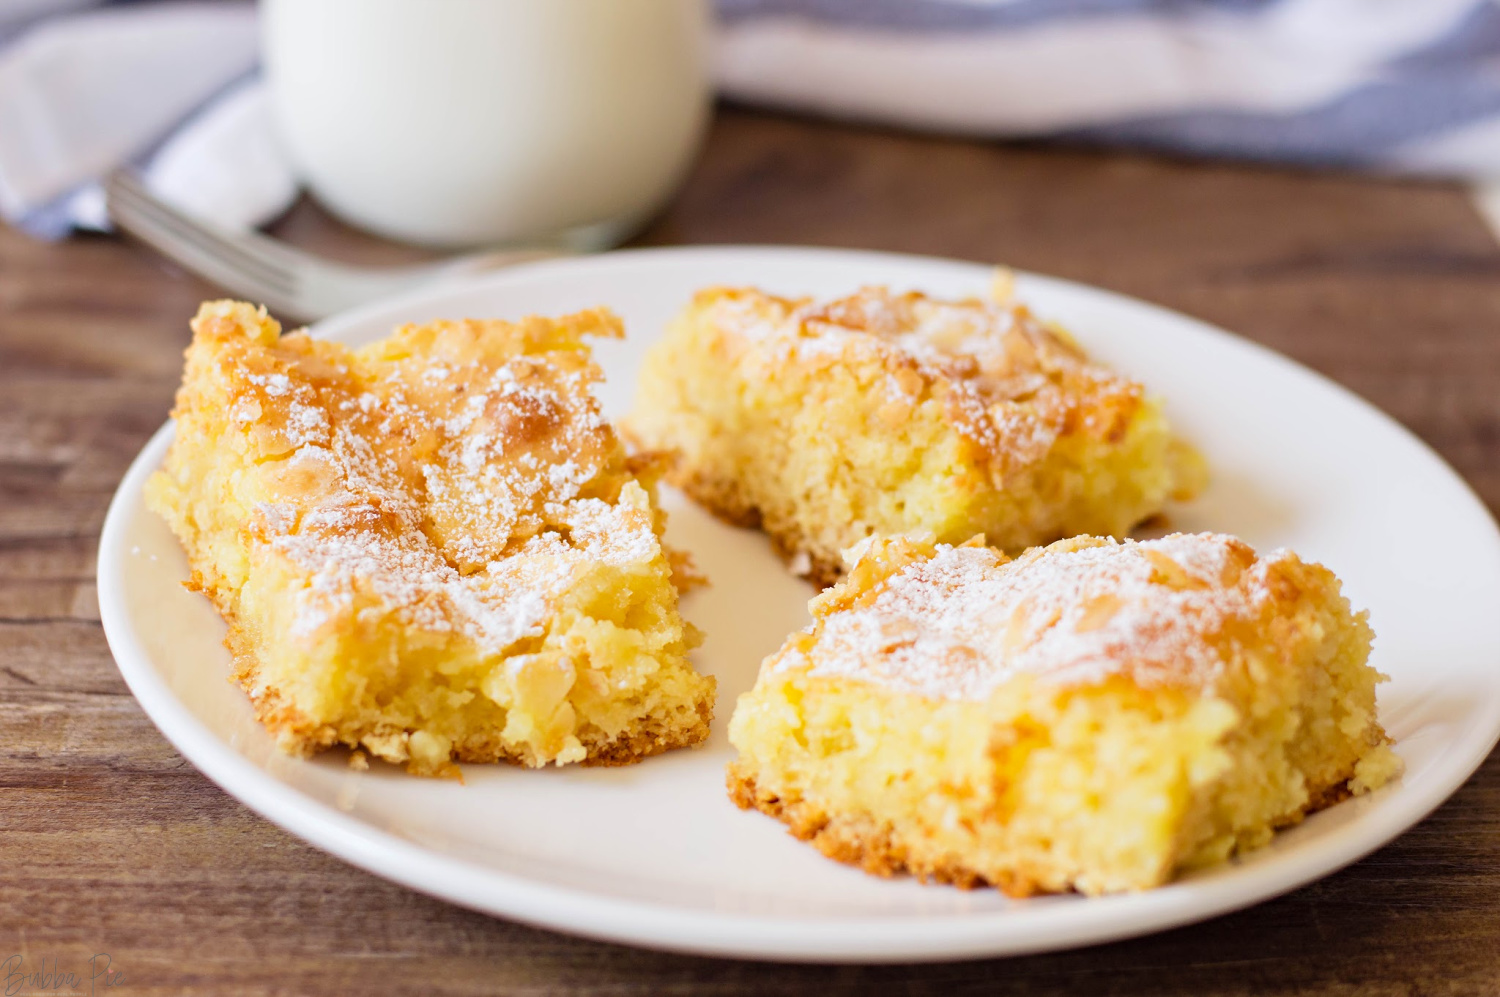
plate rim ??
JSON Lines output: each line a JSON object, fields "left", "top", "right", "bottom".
{"left": 97, "top": 243, "right": 1500, "bottom": 963}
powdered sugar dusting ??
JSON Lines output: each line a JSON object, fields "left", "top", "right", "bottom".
{"left": 247, "top": 372, "right": 291, "bottom": 396}
{"left": 230, "top": 315, "right": 662, "bottom": 652}
{"left": 708, "top": 286, "right": 1142, "bottom": 469}
{"left": 785, "top": 534, "right": 1293, "bottom": 701}
{"left": 285, "top": 400, "right": 329, "bottom": 446}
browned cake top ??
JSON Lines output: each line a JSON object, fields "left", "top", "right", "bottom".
{"left": 775, "top": 533, "right": 1308, "bottom": 701}
{"left": 186, "top": 301, "right": 659, "bottom": 650}
{"left": 692, "top": 285, "right": 1146, "bottom": 468}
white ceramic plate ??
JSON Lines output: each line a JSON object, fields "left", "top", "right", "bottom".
{"left": 98, "top": 246, "right": 1500, "bottom": 963}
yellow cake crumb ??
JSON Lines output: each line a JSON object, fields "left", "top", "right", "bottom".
{"left": 728, "top": 532, "right": 1398, "bottom": 894}
{"left": 147, "top": 301, "right": 714, "bottom": 775}
{"left": 628, "top": 284, "right": 1206, "bottom": 586}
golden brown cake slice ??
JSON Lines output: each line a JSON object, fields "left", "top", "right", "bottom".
{"left": 147, "top": 301, "right": 714, "bottom": 775}
{"left": 628, "top": 284, "right": 1205, "bottom": 586}
{"left": 728, "top": 532, "right": 1400, "bottom": 895}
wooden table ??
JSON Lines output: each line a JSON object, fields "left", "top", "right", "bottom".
{"left": 4, "top": 108, "right": 1498, "bottom": 996}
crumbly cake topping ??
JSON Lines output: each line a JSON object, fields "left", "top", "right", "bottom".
{"left": 700, "top": 286, "right": 1144, "bottom": 468}
{"left": 195, "top": 302, "right": 659, "bottom": 652}
{"left": 782, "top": 534, "right": 1294, "bottom": 700}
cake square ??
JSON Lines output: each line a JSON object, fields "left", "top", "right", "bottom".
{"left": 628, "top": 284, "right": 1205, "bottom": 586}
{"left": 147, "top": 301, "right": 714, "bottom": 776}
{"left": 728, "top": 532, "right": 1399, "bottom": 894}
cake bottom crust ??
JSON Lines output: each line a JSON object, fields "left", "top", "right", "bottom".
{"left": 727, "top": 763, "right": 1025, "bottom": 894}
{"left": 727, "top": 762, "right": 1358, "bottom": 897}
{"left": 200, "top": 573, "right": 712, "bottom": 776}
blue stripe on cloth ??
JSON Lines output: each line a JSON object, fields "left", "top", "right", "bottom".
{"left": 1064, "top": 71, "right": 1500, "bottom": 169}
{"left": 1387, "top": 0, "right": 1500, "bottom": 71}
{"left": 15, "top": 190, "right": 84, "bottom": 240}
{"left": 714, "top": 0, "right": 1277, "bottom": 32}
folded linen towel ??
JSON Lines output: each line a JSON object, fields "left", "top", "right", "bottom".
{"left": 0, "top": 2, "right": 288, "bottom": 238}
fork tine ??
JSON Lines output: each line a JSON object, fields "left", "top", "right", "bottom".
{"left": 104, "top": 171, "right": 310, "bottom": 272}
{"left": 105, "top": 173, "right": 299, "bottom": 299}
{"left": 108, "top": 172, "right": 391, "bottom": 278}
{"left": 106, "top": 170, "right": 585, "bottom": 324}
{"left": 105, "top": 173, "right": 295, "bottom": 287}
{"left": 110, "top": 208, "right": 293, "bottom": 310}
{"left": 124, "top": 180, "right": 332, "bottom": 273}
{"left": 207, "top": 212, "right": 336, "bottom": 271}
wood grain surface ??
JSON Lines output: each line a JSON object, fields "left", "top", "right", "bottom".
{"left": 3, "top": 108, "right": 1499, "bottom": 996}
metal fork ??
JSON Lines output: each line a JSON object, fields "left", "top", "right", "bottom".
{"left": 104, "top": 171, "right": 571, "bottom": 323}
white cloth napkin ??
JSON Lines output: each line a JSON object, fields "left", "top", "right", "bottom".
{"left": 716, "top": 0, "right": 1500, "bottom": 177}
{"left": 0, "top": 1, "right": 292, "bottom": 238}
{"left": 4, "top": 0, "right": 1500, "bottom": 241}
